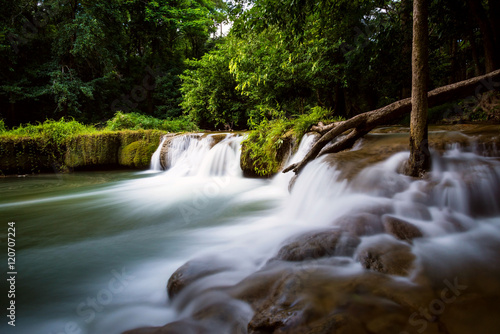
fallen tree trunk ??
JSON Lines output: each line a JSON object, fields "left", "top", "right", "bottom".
{"left": 284, "top": 69, "right": 500, "bottom": 174}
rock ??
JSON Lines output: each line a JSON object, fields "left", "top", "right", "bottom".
{"left": 240, "top": 133, "right": 296, "bottom": 178}
{"left": 355, "top": 235, "right": 416, "bottom": 276}
{"left": 123, "top": 320, "right": 208, "bottom": 334}
{"left": 333, "top": 213, "right": 384, "bottom": 237}
{"left": 206, "top": 133, "right": 228, "bottom": 147}
{"left": 159, "top": 134, "right": 182, "bottom": 170}
{"left": 243, "top": 262, "right": 435, "bottom": 334}
{"left": 270, "top": 229, "right": 361, "bottom": 262}
{"left": 167, "top": 258, "right": 231, "bottom": 299}
{"left": 383, "top": 215, "right": 423, "bottom": 242}
{"left": 119, "top": 140, "right": 157, "bottom": 168}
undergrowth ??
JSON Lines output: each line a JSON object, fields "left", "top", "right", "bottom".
{"left": 242, "top": 107, "right": 344, "bottom": 176}
{"left": 106, "top": 112, "right": 198, "bottom": 132}
{"left": 0, "top": 118, "right": 97, "bottom": 145}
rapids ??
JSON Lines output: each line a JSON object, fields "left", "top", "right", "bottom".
{"left": 1, "top": 128, "right": 499, "bottom": 334}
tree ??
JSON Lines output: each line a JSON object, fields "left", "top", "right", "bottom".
{"left": 405, "top": 0, "right": 430, "bottom": 177}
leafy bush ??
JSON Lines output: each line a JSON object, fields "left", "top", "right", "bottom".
{"left": 105, "top": 112, "right": 198, "bottom": 132}
{"left": 242, "top": 118, "right": 293, "bottom": 176}
{"left": 1, "top": 118, "right": 96, "bottom": 146}
{"left": 0, "top": 119, "right": 6, "bottom": 133}
{"left": 241, "top": 107, "right": 343, "bottom": 176}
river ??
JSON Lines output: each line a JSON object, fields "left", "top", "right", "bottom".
{"left": 1, "top": 130, "right": 500, "bottom": 334}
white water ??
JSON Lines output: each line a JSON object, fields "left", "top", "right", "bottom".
{"left": 2, "top": 132, "right": 500, "bottom": 334}
{"left": 149, "top": 136, "right": 167, "bottom": 171}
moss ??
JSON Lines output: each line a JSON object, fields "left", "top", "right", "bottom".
{"left": 0, "top": 129, "right": 165, "bottom": 175}
{"left": 241, "top": 129, "right": 296, "bottom": 178}
{"left": 0, "top": 137, "right": 61, "bottom": 175}
{"left": 119, "top": 140, "right": 157, "bottom": 168}
{"left": 64, "top": 132, "right": 121, "bottom": 168}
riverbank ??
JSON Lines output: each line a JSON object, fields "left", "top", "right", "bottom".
{"left": 0, "top": 129, "right": 165, "bottom": 175}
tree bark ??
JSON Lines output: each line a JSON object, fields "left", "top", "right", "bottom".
{"left": 405, "top": 0, "right": 430, "bottom": 178}
{"left": 285, "top": 68, "right": 500, "bottom": 175}
{"left": 467, "top": 0, "right": 499, "bottom": 72}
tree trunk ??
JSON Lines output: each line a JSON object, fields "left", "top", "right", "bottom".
{"left": 469, "top": 29, "right": 482, "bottom": 76}
{"left": 405, "top": 0, "right": 430, "bottom": 177}
{"left": 488, "top": 0, "right": 500, "bottom": 49}
{"left": 284, "top": 69, "right": 500, "bottom": 175}
{"left": 467, "top": 0, "right": 499, "bottom": 72}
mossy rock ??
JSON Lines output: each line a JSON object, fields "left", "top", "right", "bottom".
{"left": 119, "top": 140, "right": 157, "bottom": 168}
{"left": 0, "top": 137, "right": 60, "bottom": 175}
{"left": 240, "top": 132, "right": 296, "bottom": 178}
{"left": 64, "top": 132, "right": 121, "bottom": 168}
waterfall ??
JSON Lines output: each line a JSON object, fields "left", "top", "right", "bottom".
{"left": 271, "top": 133, "right": 319, "bottom": 188}
{"left": 150, "top": 133, "right": 244, "bottom": 178}
{"left": 197, "top": 134, "right": 244, "bottom": 177}
{"left": 149, "top": 136, "right": 167, "bottom": 171}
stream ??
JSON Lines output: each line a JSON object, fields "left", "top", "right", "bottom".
{"left": 1, "top": 130, "right": 500, "bottom": 334}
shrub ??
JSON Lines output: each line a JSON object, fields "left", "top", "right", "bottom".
{"left": 241, "top": 107, "right": 343, "bottom": 176}
{"left": 105, "top": 111, "right": 198, "bottom": 132}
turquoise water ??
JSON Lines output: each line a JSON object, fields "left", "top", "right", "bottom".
{"left": 0, "top": 170, "right": 281, "bottom": 334}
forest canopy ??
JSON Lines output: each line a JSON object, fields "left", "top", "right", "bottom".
{"left": 1, "top": 0, "right": 499, "bottom": 130}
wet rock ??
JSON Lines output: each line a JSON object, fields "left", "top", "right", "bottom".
{"left": 159, "top": 134, "right": 180, "bottom": 170}
{"left": 243, "top": 262, "right": 435, "bottom": 334}
{"left": 439, "top": 295, "right": 500, "bottom": 334}
{"left": 167, "top": 258, "right": 231, "bottom": 299}
{"left": 333, "top": 213, "right": 384, "bottom": 237}
{"left": 383, "top": 215, "right": 423, "bottom": 242}
{"left": 270, "top": 229, "right": 361, "bottom": 262}
{"left": 355, "top": 235, "right": 416, "bottom": 276}
{"left": 240, "top": 133, "right": 296, "bottom": 178}
{"left": 123, "top": 320, "right": 208, "bottom": 334}
{"left": 206, "top": 133, "right": 228, "bottom": 147}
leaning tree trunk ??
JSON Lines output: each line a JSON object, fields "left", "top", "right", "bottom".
{"left": 283, "top": 68, "right": 500, "bottom": 175}
{"left": 405, "top": 0, "right": 430, "bottom": 177}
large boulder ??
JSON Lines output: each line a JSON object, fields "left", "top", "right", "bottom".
{"left": 269, "top": 229, "right": 361, "bottom": 262}
{"left": 233, "top": 261, "right": 436, "bottom": 334}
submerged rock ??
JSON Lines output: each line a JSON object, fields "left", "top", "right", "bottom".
{"left": 167, "top": 258, "right": 232, "bottom": 299}
{"left": 383, "top": 215, "right": 423, "bottom": 242}
{"left": 123, "top": 320, "right": 209, "bottom": 334}
{"left": 355, "top": 235, "right": 416, "bottom": 276}
{"left": 269, "top": 229, "right": 361, "bottom": 262}
{"left": 236, "top": 261, "right": 435, "bottom": 334}
{"left": 333, "top": 213, "right": 385, "bottom": 237}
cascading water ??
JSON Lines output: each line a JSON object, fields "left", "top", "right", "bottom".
{"left": 149, "top": 136, "right": 167, "bottom": 171}
{"left": 1, "top": 128, "right": 500, "bottom": 334}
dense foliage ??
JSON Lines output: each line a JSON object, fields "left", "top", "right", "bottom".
{"left": 241, "top": 107, "right": 343, "bottom": 176}
{"left": 1, "top": 0, "right": 226, "bottom": 127}
{"left": 180, "top": 0, "right": 499, "bottom": 129}
{"left": 2, "top": 0, "right": 499, "bottom": 131}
